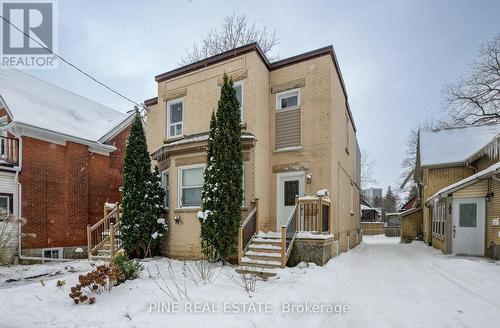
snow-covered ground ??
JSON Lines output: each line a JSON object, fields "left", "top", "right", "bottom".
{"left": 1, "top": 235, "right": 499, "bottom": 328}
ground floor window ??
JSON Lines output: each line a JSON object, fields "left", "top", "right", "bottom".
{"left": 161, "top": 170, "right": 169, "bottom": 208}
{"left": 0, "top": 193, "right": 13, "bottom": 220}
{"left": 432, "top": 203, "right": 445, "bottom": 236}
{"left": 178, "top": 165, "right": 204, "bottom": 208}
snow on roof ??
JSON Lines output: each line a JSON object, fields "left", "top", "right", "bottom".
{"left": 0, "top": 69, "right": 129, "bottom": 142}
{"left": 426, "top": 161, "right": 500, "bottom": 203}
{"left": 420, "top": 124, "right": 500, "bottom": 167}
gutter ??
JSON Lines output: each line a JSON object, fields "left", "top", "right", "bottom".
{"left": 9, "top": 122, "right": 117, "bottom": 154}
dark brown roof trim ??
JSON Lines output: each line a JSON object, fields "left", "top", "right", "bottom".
{"left": 270, "top": 46, "right": 333, "bottom": 70}
{"left": 144, "top": 97, "right": 158, "bottom": 106}
{"left": 155, "top": 42, "right": 270, "bottom": 82}
{"left": 154, "top": 43, "right": 356, "bottom": 131}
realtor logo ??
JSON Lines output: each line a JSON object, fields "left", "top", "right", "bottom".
{"left": 0, "top": 0, "right": 57, "bottom": 68}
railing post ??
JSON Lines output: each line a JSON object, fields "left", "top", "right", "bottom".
{"left": 281, "top": 225, "right": 286, "bottom": 268}
{"left": 254, "top": 198, "right": 259, "bottom": 233}
{"left": 87, "top": 224, "right": 91, "bottom": 260}
{"left": 318, "top": 195, "right": 323, "bottom": 232}
{"left": 110, "top": 223, "right": 115, "bottom": 260}
{"left": 116, "top": 202, "right": 120, "bottom": 223}
{"left": 295, "top": 198, "right": 300, "bottom": 232}
{"left": 238, "top": 225, "right": 243, "bottom": 265}
{"left": 103, "top": 203, "right": 109, "bottom": 220}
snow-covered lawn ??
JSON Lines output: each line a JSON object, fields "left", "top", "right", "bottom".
{"left": 1, "top": 235, "right": 500, "bottom": 328}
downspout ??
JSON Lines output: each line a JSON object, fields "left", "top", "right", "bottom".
{"left": 465, "top": 162, "right": 477, "bottom": 174}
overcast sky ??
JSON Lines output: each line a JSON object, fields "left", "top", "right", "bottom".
{"left": 28, "top": 0, "right": 500, "bottom": 193}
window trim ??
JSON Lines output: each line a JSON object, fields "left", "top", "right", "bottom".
{"left": 0, "top": 115, "right": 8, "bottom": 138}
{"left": 233, "top": 81, "right": 244, "bottom": 122}
{"left": 0, "top": 193, "right": 13, "bottom": 221}
{"left": 42, "top": 248, "right": 63, "bottom": 259}
{"left": 178, "top": 164, "right": 205, "bottom": 209}
{"left": 276, "top": 88, "right": 300, "bottom": 111}
{"left": 432, "top": 203, "right": 446, "bottom": 236}
{"left": 161, "top": 169, "right": 169, "bottom": 209}
{"left": 166, "top": 98, "right": 184, "bottom": 138}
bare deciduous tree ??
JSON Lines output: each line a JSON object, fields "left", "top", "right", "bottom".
{"left": 445, "top": 34, "right": 500, "bottom": 126}
{"left": 361, "top": 150, "right": 377, "bottom": 189}
{"left": 180, "top": 14, "right": 279, "bottom": 65}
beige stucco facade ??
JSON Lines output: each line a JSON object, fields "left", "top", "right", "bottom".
{"left": 146, "top": 46, "right": 360, "bottom": 259}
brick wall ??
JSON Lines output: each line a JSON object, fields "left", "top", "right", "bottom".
{"left": 20, "top": 127, "right": 129, "bottom": 250}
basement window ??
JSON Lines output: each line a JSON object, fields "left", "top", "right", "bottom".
{"left": 43, "top": 248, "right": 62, "bottom": 259}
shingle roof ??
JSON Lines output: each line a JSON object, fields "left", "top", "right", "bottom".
{"left": 420, "top": 124, "right": 500, "bottom": 167}
{"left": 0, "top": 69, "right": 131, "bottom": 142}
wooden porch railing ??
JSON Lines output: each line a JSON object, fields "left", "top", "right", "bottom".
{"left": 0, "top": 136, "right": 19, "bottom": 166}
{"left": 281, "top": 200, "right": 299, "bottom": 268}
{"left": 238, "top": 198, "right": 259, "bottom": 265}
{"left": 297, "top": 196, "right": 331, "bottom": 233}
{"left": 87, "top": 202, "right": 121, "bottom": 260}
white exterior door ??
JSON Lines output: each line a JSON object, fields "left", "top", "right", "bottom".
{"left": 452, "top": 198, "right": 485, "bottom": 256}
{"left": 277, "top": 172, "right": 305, "bottom": 230}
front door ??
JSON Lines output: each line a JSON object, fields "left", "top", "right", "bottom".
{"left": 452, "top": 198, "right": 485, "bottom": 256}
{"left": 277, "top": 172, "right": 305, "bottom": 229}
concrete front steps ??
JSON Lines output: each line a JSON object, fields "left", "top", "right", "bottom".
{"left": 236, "top": 232, "right": 283, "bottom": 279}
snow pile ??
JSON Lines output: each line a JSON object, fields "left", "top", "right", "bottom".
{"left": 420, "top": 124, "right": 500, "bottom": 167}
{"left": 0, "top": 69, "right": 130, "bottom": 142}
{"left": 1, "top": 236, "right": 500, "bottom": 327}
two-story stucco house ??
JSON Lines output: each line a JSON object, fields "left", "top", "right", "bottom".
{"left": 145, "top": 43, "right": 361, "bottom": 269}
{"left": 409, "top": 124, "right": 500, "bottom": 258}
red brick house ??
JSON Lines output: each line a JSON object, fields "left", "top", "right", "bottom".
{"left": 0, "top": 69, "right": 133, "bottom": 261}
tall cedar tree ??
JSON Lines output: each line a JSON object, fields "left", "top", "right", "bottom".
{"left": 200, "top": 111, "right": 219, "bottom": 259}
{"left": 121, "top": 109, "right": 165, "bottom": 258}
{"left": 144, "top": 166, "right": 167, "bottom": 256}
{"left": 209, "top": 75, "right": 243, "bottom": 262}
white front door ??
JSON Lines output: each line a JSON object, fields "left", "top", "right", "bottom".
{"left": 452, "top": 198, "right": 485, "bottom": 256}
{"left": 277, "top": 172, "right": 305, "bottom": 230}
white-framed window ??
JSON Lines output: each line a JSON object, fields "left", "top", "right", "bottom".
{"left": 178, "top": 164, "right": 204, "bottom": 208}
{"left": 276, "top": 89, "right": 300, "bottom": 111}
{"left": 0, "top": 115, "right": 8, "bottom": 138}
{"left": 43, "top": 248, "right": 62, "bottom": 259}
{"left": 233, "top": 81, "right": 243, "bottom": 122}
{"left": 166, "top": 98, "right": 183, "bottom": 138}
{"left": 0, "top": 194, "right": 11, "bottom": 220}
{"left": 432, "top": 203, "right": 446, "bottom": 236}
{"left": 161, "top": 170, "right": 169, "bottom": 209}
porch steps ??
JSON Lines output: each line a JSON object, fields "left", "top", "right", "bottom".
{"left": 235, "top": 266, "right": 279, "bottom": 280}
{"left": 236, "top": 232, "right": 284, "bottom": 278}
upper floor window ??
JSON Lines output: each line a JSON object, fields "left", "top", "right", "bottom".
{"left": 179, "top": 165, "right": 204, "bottom": 208}
{"left": 0, "top": 116, "right": 8, "bottom": 138}
{"left": 167, "top": 98, "right": 183, "bottom": 138}
{"left": 233, "top": 81, "right": 243, "bottom": 121}
{"left": 276, "top": 89, "right": 300, "bottom": 111}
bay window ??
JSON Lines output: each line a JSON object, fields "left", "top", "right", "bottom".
{"left": 179, "top": 165, "right": 204, "bottom": 208}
